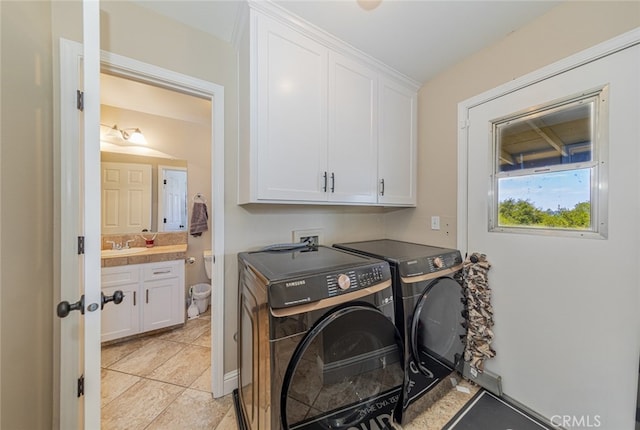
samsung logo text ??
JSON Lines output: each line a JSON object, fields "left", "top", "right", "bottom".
{"left": 285, "top": 280, "right": 306, "bottom": 287}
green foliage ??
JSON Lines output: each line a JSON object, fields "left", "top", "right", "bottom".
{"left": 498, "top": 199, "right": 590, "bottom": 229}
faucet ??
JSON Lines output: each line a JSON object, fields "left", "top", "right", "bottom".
{"left": 106, "top": 240, "right": 122, "bottom": 250}
{"left": 124, "top": 239, "right": 135, "bottom": 249}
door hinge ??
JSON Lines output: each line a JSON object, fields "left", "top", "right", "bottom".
{"left": 459, "top": 119, "right": 470, "bottom": 129}
{"left": 77, "top": 374, "right": 84, "bottom": 397}
{"left": 76, "top": 90, "right": 84, "bottom": 111}
{"left": 77, "top": 236, "right": 85, "bottom": 255}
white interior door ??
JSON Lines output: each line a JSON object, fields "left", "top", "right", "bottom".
{"left": 58, "top": 38, "right": 85, "bottom": 430}
{"left": 58, "top": 1, "right": 101, "bottom": 428}
{"left": 461, "top": 40, "right": 639, "bottom": 428}
{"left": 101, "top": 162, "right": 152, "bottom": 234}
{"left": 158, "top": 167, "right": 187, "bottom": 232}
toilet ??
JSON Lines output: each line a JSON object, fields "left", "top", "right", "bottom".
{"left": 191, "top": 250, "right": 213, "bottom": 314}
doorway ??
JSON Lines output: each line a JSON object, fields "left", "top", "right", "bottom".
{"left": 59, "top": 39, "right": 226, "bottom": 427}
{"left": 99, "top": 71, "right": 218, "bottom": 424}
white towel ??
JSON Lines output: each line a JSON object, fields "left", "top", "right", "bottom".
{"left": 190, "top": 202, "right": 208, "bottom": 237}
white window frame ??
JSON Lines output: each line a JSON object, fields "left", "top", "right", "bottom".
{"left": 489, "top": 86, "right": 609, "bottom": 239}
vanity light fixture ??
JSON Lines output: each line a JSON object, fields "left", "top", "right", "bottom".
{"left": 100, "top": 124, "right": 148, "bottom": 145}
{"left": 122, "top": 128, "right": 147, "bottom": 145}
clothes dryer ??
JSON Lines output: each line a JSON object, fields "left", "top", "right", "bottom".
{"left": 334, "top": 240, "right": 466, "bottom": 424}
{"left": 235, "top": 245, "right": 405, "bottom": 430}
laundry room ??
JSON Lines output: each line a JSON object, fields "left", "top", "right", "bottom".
{"left": 2, "top": 1, "right": 639, "bottom": 430}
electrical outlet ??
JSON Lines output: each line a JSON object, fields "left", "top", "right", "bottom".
{"left": 431, "top": 216, "right": 440, "bottom": 230}
{"left": 293, "top": 228, "right": 324, "bottom": 246}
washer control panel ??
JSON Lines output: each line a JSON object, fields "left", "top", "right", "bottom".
{"left": 269, "top": 262, "right": 391, "bottom": 309}
{"left": 399, "top": 250, "right": 463, "bottom": 277}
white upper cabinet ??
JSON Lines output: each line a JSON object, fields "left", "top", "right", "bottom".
{"left": 255, "top": 15, "right": 328, "bottom": 201}
{"left": 328, "top": 52, "right": 378, "bottom": 204}
{"left": 238, "top": 5, "right": 418, "bottom": 206}
{"left": 378, "top": 78, "right": 418, "bottom": 206}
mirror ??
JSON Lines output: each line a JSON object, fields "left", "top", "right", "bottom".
{"left": 101, "top": 152, "right": 187, "bottom": 234}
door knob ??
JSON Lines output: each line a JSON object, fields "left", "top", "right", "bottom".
{"left": 101, "top": 290, "right": 124, "bottom": 310}
{"left": 57, "top": 295, "right": 85, "bottom": 318}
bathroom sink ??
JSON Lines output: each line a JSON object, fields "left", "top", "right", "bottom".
{"left": 101, "top": 247, "right": 147, "bottom": 257}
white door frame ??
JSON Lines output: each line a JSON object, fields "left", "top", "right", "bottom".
{"left": 457, "top": 28, "right": 640, "bottom": 251}
{"left": 59, "top": 39, "right": 226, "bottom": 408}
{"left": 100, "top": 50, "right": 226, "bottom": 398}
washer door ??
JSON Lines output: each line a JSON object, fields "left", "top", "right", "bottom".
{"left": 410, "top": 276, "right": 465, "bottom": 376}
{"left": 281, "top": 303, "right": 404, "bottom": 430}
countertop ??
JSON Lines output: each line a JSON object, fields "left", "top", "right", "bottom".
{"left": 101, "top": 244, "right": 188, "bottom": 267}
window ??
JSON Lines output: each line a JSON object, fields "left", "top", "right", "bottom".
{"left": 490, "top": 87, "right": 608, "bottom": 238}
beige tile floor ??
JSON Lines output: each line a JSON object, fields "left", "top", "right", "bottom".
{"left": 101, "top": 310, "right": 237, "bottom": 430}
{"left": 102, "top": 310, "right": 478, "bottom": 430}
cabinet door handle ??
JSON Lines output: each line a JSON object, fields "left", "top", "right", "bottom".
{"left": 330, "top": 172, "right": 335, "bottom": 193}
{"left": 146, "top": 289, "right": 149, "bottom": 304}
{"left": 380, "top": 178, "right": 385, "bottom": 196}
{"left": 322, "top": 171, "right": 327, "bottom": 192}
{"left": 133, "top": 291, "right": 136, "bottom": 306}
{"left": 153, "top": 270, "right": 171, "bottom": 275}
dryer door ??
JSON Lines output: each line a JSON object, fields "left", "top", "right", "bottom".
{"left": 281, "top": 304, "right": 404, "bottom": 430}
{"left": 410, "top": 276, "right": 466, "bottom": 376}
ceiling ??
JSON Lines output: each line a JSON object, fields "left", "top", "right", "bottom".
{"left": 101, "top": 73, "right": 211, "bottom": 124}
{"left": 132, "top": 0, "right": 562, "bottom": 84}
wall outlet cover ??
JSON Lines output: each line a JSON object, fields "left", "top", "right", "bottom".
{"left": 292, "top": 228, "right": 324, "bottom": 245}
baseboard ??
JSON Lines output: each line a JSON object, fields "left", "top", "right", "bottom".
{"left": 461, "top": 362, "right": 502, "bottom": 396}
{"left": 223, "top": 369, "right": 239, "bottom": 396}
{"left": 501, "top": 393, "right": 565, "bottom": 430}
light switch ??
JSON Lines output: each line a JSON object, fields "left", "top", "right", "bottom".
{"left": 431, "top": 216, "right": 440, "bottom": 230}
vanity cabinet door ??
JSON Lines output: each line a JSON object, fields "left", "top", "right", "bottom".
{"left": 142, "top": 261, "right": 184, "bottom": 332}
{"left": 101, "top": 283, "right": 140, "bottom": 342}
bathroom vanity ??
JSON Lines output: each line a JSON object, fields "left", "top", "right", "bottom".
{"left": 100, "top": 245, "right": 186, "bottom": 342}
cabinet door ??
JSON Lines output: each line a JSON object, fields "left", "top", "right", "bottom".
{"left": 255, "top": 13, "right": 328, "bottom": 201}
{"left": 328, "top": 53, "right": 378, "bottom": 204}
{"left": 142, "top": 277, "right": 182, "bottom": 331}
{"left": 142, "top": 261, "right": 184, "bottom": 331}
{"left": 378, "top": 77, "right": 417, "bottom": 206}
{"left": 101, "top": 284, "right": 139, "bottom": 342}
